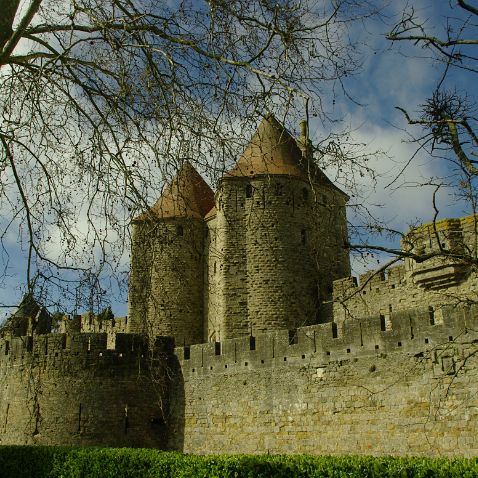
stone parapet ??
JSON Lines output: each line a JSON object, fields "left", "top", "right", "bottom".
{"left": 174, "top": 304, "right": 475, "bottom": 378}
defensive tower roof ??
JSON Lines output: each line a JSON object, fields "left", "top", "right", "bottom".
{"left": 134, "top": 161, "right": 215, "bottom": 221}
{"left": 225, "top": 114, "right": 347, "bottom": 197}
{"left": 10, "top": 293, "right": 48, "bottom": 320}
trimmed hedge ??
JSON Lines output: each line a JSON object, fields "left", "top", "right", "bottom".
{"left": 0, "top": 447, "right": 477, "bottom": 478}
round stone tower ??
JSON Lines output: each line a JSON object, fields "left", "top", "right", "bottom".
{"left": 207, "top": 114, "right": 350, "bottom": 340}
{"left": 128, "top": 161, "right": 214, "bottom": 345}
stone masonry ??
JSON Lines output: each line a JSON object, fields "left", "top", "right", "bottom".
{"left": 1, "top": 114, "right": 478, "bottom": 455}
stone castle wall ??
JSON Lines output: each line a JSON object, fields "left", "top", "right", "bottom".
{"left": 128, "top": 219, "right": 206, "bottom": 345}
{"left": 167, "top": 304, "right": 478, "bottom": 456}
{"left": 332, "top": 266, "right": 478, "bottom": 332}
{"left": 205, "top": 175, "right": 349, "bottom": 341}
{"left": 0, "top": 333, "right": 173, "bottom": 447}
{"left": 331, "top": 214, "right": 478, "bottom": 330}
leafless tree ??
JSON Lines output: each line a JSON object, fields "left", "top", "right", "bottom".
{"left": 0, "top": 0, "right": 383, "bottom": 314}
{"left": 387, "top": 2, "right": 478, "bottom": 192}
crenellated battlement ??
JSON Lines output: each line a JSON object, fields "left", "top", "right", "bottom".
{"left": 174, "top": 304, "right": 478, "bottom": 377}
{"left": 0, "top": 332, "right": 173, "bottom": 368}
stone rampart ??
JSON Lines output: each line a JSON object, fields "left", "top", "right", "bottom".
{"left": 332, "top": 263, "right": 478, "bottom": 328}
{"left": 0, "top": 332, "right": 173, "bottom": 447}
{"left": 174, "top": 304, "right": 473, "bottom": 376}
{"left": 167, "top": 305, "right": 478, "bottom": 456}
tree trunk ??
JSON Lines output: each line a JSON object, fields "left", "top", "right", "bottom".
{"left": 0, "top": 0, "right": 21, "bottom": 51}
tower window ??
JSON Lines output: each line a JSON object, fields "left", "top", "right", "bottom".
{"left": 245, "top": 184, "right": 253, "bottom": 198}
{"left": 177, "top": 225, "right": 184, "bottom": 236}
{"left": 301, "top": 229, "right": 307, "bottom": 245}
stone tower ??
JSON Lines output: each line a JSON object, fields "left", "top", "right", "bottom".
{"left": 205, "top": 114, "right": 350, "bottom": 341}
{"left": 127, "top": 161, "right": 214, "bottom": 345}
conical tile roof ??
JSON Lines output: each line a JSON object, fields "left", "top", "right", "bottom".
{"left": 134, "top": 161, "right": 215, "bottom": 221}
{"left": 10, "top": 293, "right": 46, "bottom": 320}
{"left": 226, "top": 114, "right": 305, "bottom": 178}
{"left": 225, "top": 114, "right": 347, "bottom": 197}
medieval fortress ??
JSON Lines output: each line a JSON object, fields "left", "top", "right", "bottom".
{"left": 1, "top": 115, "right": 478, "bottom": 455}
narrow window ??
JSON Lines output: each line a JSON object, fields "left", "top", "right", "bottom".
{"left": 332, "top": 322, "right": 338, "bottom": 339}
{"left": 429, "top": 306, "right": 435, "bottom": 325}
{"left": 177, "top": 224, "right": 184, "bottom": 236}
{"left": 124, "top": 405, "right": 129, "bottom": 434}
{"left": 249, "top": 336, "right": 256, "bottom": 351}
{"left": 301, "top": 229, "right": 307, "bottom": 245}
{"left": 288, "top": 329, "right": 298, "bottom": 345}
{"left": 78, "top": 403, "right": 82, "bottom": 432}
{"left": 245, "top": 184, "right": 253, "bottom": 198}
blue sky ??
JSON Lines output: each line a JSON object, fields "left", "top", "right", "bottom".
{"left": 1, "top": 0, "right": 477, "bottom": 321}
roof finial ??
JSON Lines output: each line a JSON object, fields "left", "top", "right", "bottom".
{"left": 298, "top": 119, "right": 312, "bottom": 160}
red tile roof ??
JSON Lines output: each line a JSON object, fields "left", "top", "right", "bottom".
{"left": 134, "top": 161, "right": 215, "bottom": 221}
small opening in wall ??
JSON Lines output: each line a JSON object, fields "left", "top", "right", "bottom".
{"left": 192, "top": 368, "right": 195, "bottom": 372}
{"left": 261, "top": 359, "right": 264, "bottom": 364}
{"left": 245, "top": 362, "right": 248, "bottom": 366}
{"left": 425, "top": 338, "right": 429, "bottom": 344}
{"left": 302, "top": 355, "right": 306, "bottom": 359}
{"left": 288, "top": 329, "right": 298, "bottom": 345}
{"left": 398, "top": 342, "right": 402, "bottom": 347}
{"left": 4, "top": 341, "right": 9, "bottom": 355}
{"left": 428, "top": 306, "right": 435, "bottom": 325}
{"left": 362, "top": 291, "right": 366, "bottom": 295}
{"left": 347, "top": 349, "right": 351, "bottom": 353}
{"left": 177, "top": 225, "right": 184, "bottom": 236}
{"left": 391, "top": 284, "right": 395, "bottom": 289}
{"left": 301, "top": 229, "right": 307, "bottom": 245}
{"left": 284, "top": 357, "right": 287, "bottom": 361}
{"left": 375, "top": 345, "right": 379, "bottom": 350}
{"left": 150, "top": 417, "right": 165, "bottom": 426}
{"left": 184, "top": 347, "right": 190, "bottom": 360}
{"left": 326, "top": 351, "right": 330, "bottom": 356}
{"left": 245, "top": 184, "right": 253, "bottom": 198}
{"left": 225, "top": 364, "right": 227, "bottom": 368}
{"left": 215, "top": 342, "right": 221, "bottom": 356}
{"left": 210, "top": 366, "right": 213, "bottom": 370}
{"left": 249, "top": 336, "right": 256, "bottom": 351}
{"left": 449, "top": 336, "right": 453, "bottom": 342}
{"left": 379, "top": 315, "right": 386, "bottom": 331}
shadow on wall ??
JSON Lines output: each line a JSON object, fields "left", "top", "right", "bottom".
{"left": 165, "top": 350, "right": 185, "bottom": 451}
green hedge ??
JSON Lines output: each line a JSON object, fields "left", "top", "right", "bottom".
{"left": 0, "top": 447, "right": 477, "bottom": 478}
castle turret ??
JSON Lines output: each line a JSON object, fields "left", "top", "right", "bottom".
{"left": 402, "top": 216, "right": 473, "bottom": 289}
{"left": 206, "top": 114, "right": 350, "bottom": 340}
{"left": 128, "top": 162, "right": 214, "bottom": 345}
